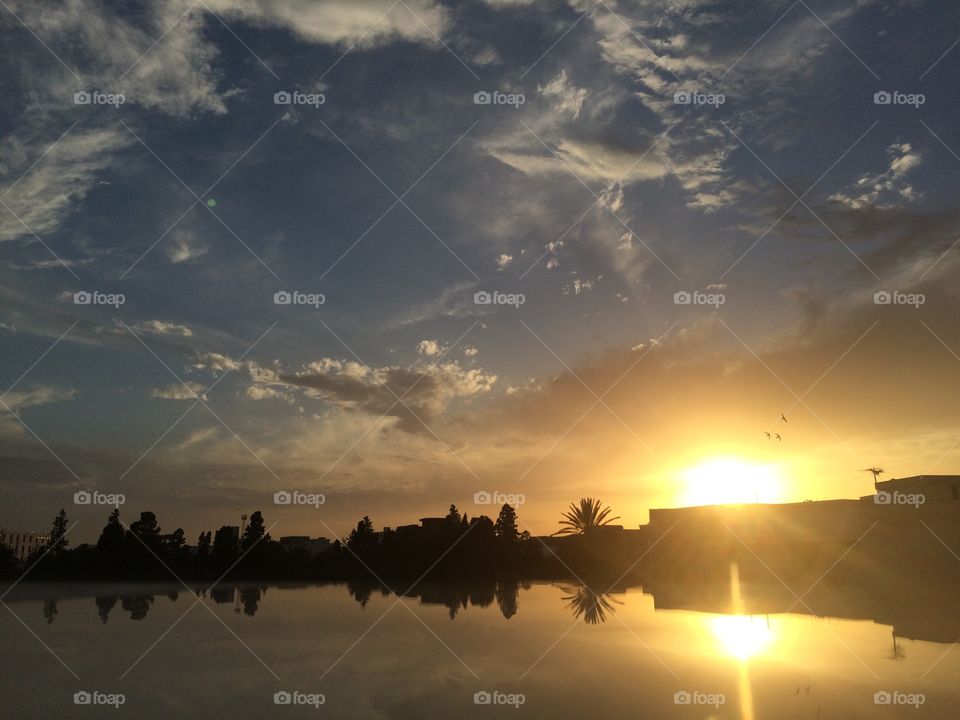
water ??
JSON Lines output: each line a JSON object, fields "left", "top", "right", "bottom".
{"left": 0, "top": 581, "right": 956, "bottom": 718}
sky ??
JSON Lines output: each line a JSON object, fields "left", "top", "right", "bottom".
{"left": 2, "top": 0, "right": 960, "bottom": 544}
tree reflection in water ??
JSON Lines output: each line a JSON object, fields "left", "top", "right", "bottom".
{"left": 559, "top": 584, "right": 622, "bottom": 624}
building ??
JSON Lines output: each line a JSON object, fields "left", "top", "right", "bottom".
{"left": 418, "top": 517, "right": 448, "bottom": 538}
{"left": 0, "top": 529, "right": 49, "bottom": 562}
{"left": 278, "top": 536, "right": 331, "bottom": 556}
{"left": 864, "top": 475, "right": 960, "bottom": 502}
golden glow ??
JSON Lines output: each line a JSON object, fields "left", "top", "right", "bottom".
{"left": 710, "top": 615, "right": 773, "bottom": 660}
{"left": 679, "top": 457, "right": 785, "bottom": 506}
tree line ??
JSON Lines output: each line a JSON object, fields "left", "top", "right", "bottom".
{"left": 0, "top": 496, "right": 631, "bottom": 582}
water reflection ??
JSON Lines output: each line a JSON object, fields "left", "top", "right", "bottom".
{"left": 559, "top": 584, "right": 623, "bottom": 625}
{"left": 709, "top": 615, "right": 773, "bottom": 660}
{"left": 11, "top": 569, "right": 960, "bottom": 662}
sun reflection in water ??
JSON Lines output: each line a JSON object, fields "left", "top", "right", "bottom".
{"left": 710, "top": 614, "right": 774, "bottom": 660}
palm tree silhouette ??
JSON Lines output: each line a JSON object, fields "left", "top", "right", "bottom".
{"left": 559, "top": 584, "right": 623, "bottom": 624}
{"left": 553, "top": 497, "right": 620, "bottom": 535}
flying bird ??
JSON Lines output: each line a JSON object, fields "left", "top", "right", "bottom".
{"left": 775, "top": 433, "right": 782, "bottom": 441}
{"left": 780, "top": 413, "right": 788, "bottom": 423}
{"left": 764, "top": 432, "right": 771, "bottom": 440}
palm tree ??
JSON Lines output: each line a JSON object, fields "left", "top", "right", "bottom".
{"left": 553, "top": 497, "right": 620, "bottom": 536}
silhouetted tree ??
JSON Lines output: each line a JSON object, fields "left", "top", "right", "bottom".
{"left": 553, "top": 498, "right": 620, "bottom": 536}
{"left": 347, "top": 516, "right": 377, "bottom": 558}
{"left": 240, "top": 511, "right": 269, "bottom": 552}
{"left": 495, "top": 504, "right": 519, "bottom": 544}
{"left": 129, "top": 512, "right": 161, "bottom": 549}
{"left": 212, "top": 525, "right": 239, "bottom": 564}
{"left": 27, "top": 509, "right": 69, "bottom": 571}
{"left": 96, "top": 508, "right": 125, "bottom": 553}
{"left": 445, "top": 504, "right": 462, "bottom": 526}
{"left": 197, "top": 531, "right": 212, "bottom": 559}
{"left": 164, "top": 528, "right": 186, "bottom": 553}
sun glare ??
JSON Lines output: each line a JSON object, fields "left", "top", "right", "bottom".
{"left": 679, "top": 457, "right": 785, "bottom": 507}
{"left": 710, "top": 615, "right": 774, "bottom": 661}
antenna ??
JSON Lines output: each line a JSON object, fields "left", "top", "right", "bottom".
{"left": 862, "top": 467, "right": 885, "bottom": 490}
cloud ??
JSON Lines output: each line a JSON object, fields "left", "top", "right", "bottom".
{"left": 279, "top": 357, "right": 496, "bottom": 434}
{"left": 133, "top": 320, "right": 194, "bottom": 338}
{"left": 0, "top": 129, "right": 133, "bottom": 243}
{"left": 204, "top": 0, "right": 450, "bottom": 48}
{"left": 828, "top": 143, "right": 922, "bottom": 210}
{"left": 540, "top": 70, "right": 588, "bottom": 120}
{"left": 245, "top": 385, "right": 293, "bottom": 402}
{"left": 488, "top": 137, "right": 670, "bottom": 184}
{"left": 464, "top": 346, "right": 479, "bottom": 358}
{"left": 152, "top": 382, "right": 205, "bottom": 400}
{"left": 417, "top": 339, "right": 442, "bottom": 357}
{"left": 2, "top": 386, "right": 75, "bottom": 412}
{"left": 166, "top": 229, "right": 209, "bottom": 264}
{"left": 496, "top": 253, "right": 514, "bottom": 270}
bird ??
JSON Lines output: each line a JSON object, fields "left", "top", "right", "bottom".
{"left": 775, "top": 433, "right": 782, "bottom": 441}
{"left": 780, "top": 413, "right": 788, "bottom": 423}
{"left": 764, "top": 432, "right": 771, "bottom": 440}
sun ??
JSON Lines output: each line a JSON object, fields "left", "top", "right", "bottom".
{"left": 679, "top": 457, "right": 785, "bottom": 507}
{"left": 710, "top": 615, "right": 774, "bottom": 660}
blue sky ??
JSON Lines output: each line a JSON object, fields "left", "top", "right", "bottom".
{"left": 3, "top": 0, "right": 960, "bottom": 541}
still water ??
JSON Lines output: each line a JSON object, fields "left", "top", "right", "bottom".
{"left": 0, "top": 580, "right": 956, "bottom": 718}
